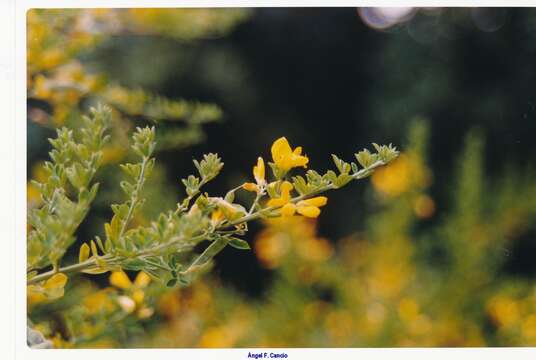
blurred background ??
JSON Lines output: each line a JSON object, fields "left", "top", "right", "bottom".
{"left": 27, "top": 8, "right": 536, "bottom": 347}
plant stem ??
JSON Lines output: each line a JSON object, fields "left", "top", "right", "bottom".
{"left": 180, "top": 237, "right": 229, "bottom": 276}
{"left": 27, "top": 160, "right": 386, "bottom": 285}
{"left": 118, "top": 155, "right": 150, "bottom": 249}
{"left": 28, "top": 255, "right": 113, "bottom": 284}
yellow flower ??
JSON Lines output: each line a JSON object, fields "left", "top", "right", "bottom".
{"left": 83, "top": 288, "right": 115, "bottom": 315}
{"left": 243, "top": 157, "right": 266, "bottom": 193}
{"left": 242, "top": 182, "right": 259, "bottom": 192}
{"left": 271, "top": 137, "right": 309, "bottom": 172}
{"left": 109, "top": 271, "right": 153, "bottom": 318}
{"left": 267, "top": 181, "right": 294, "bottom": 208}
{"left": 117, "top": 296, "right": 136, "bottom": 314}
{"left": 253, "top": 157, "right": 265, "bottom": 185}
{"left": 27, "top": 273, "right": 68, "bottom": 306}
{"left": 211, "top": 208, "right": 225, "bottom": 225}
{"left": 280, "top": 196, "right": 328, "bottom": 219}
{"left": 267, "top": 182, "right": 327, "bottom": 218}
{"left": 110, "top": 271, "right": 133, "bottom": 290}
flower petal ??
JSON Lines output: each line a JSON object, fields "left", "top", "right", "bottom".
{"left": 110, "top": 271, "right": 132, "bottom": 290}
{"left": 134, "top": 271, "right": 151, "bottom": 288}
{"left": 298, "top": 196, "right": 328, "bottom": 208}
{"left": 44, "top": 273, "right": 68, "bottom": 290}
{"left": 271, "top": 137, "right": 292, "bottom": 162}
{"left": 117, "top": 295, "right": 136, "bottom": 313}
{"left": 253, "top": 157, "right": 265, "bottom": 184}
{"left": 281, "top": 203, "right": 297, "bottom": 217}
{"left": 243, "top": 182, "right": 258, "bottom": 192}
{"left": 297, "top": 205, "right": 321, "bottom": 218}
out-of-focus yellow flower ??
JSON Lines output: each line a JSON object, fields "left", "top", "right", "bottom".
{"left": 27, "top": 273, "right": 68, "bottom": 306}
{"left": 487, "top": 296, "right": 520, "bottom": 328}
{"left": 271, "top": 137, "right": 308, "bottom": 172}
{"left": 40, "top": 49, "right": 65, "bottom": 70}
{"left": 325, "top": 310, "right": 354, "bottom": 345}
{"left": 414, "top": 195, "right": 436, "bottom": 219}
{"left": 101, "top": 146, "right": 128, "bottom": 164}
{"left": 33, "top": 75, "right": 51, "bottom": 99}
{"left": 398, "top": 297, "right": 420, "bottom": 323}
{"left": 295, "top": 235, "right": 333, "bottom": 262}
{"left": 117, "top": 295, "right": 136, "bottom": 313}
{"left": 51, "top": 333, "right": 73, "bottom": 349}
{"left": 157, "top": 291, "right": 181, "bottom": 319}
{"left": 83, "top": 288, "right": 116, "bottom": 315}
{"left": 255, "top": 231, "right": 291, "bottom": 269}
{"left": 408, "top": 314, "right": 432, "bottom": 336}
{"left": 109, "top": 271, "right": 153, "bottom": 319}
{"left": 372, "top": 154, "right": 411, "bottom": 197}
{"left": 368, "top": 262, "right": 410, "bottom": 299}
{"left": 522, "top": 314, "right": 536, "bottom": 342}
{"left": 110, "top": 271, "right": 132, "bottom": 290}
{"left": 366, "top": 302, "right": 387, "bottom": 327}
{"left": 199, "top": 326, "right": 233, "bottom": 348}
{"left": 27, "top": 183, "right": 41, "bottom": 209}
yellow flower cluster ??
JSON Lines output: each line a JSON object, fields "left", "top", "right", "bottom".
{"left": 271, "top": 136, "right": 309, "bottom": 172}
{"left": 242, "top": 137, "right": 327, "bottom": 219}
{"left": 267, "top": 182, "right": 328, "bottom": 218}
{"left": 109, "top": 271, "right": 154, "bottom": 319}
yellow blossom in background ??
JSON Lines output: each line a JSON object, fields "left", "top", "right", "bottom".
{"left": 325, "top": 309, "right": 354, "bottom": 345}
{"left": 27, "top": 183, "right": 41, "bottom": 209}
{"left": 398, "top": 297, "right": 420, "bottom": 323}
{"left": 295, "top": 235, "right": 333, "bottom": 262}
{"left": 255, "top": 229, "right": 291, "bottom": 269}
{"left": 372, "top": 154, "right": 412, "bottom": 197}
{"left": 83, "top": 288, "right": 116, "bottom": 315}
{"left": 157, "top": 292, "right": 182, "bottom": 319}
{"left": 487, "top": 295, "right": 520, "bottom": 328}
{"left": 109, "top": 271, "right": 153, "bottom": 319}
{"left": 271, "top": 137, "right": 309, "bottom": 172}
{"left": 413, "top": 194, "right": 436, "bottom": 218}
{"left": 522, "top": 314, "right": 536, "bottom": 343}
{"left": 110, "top": 271, "right": 133, "bottom": 290}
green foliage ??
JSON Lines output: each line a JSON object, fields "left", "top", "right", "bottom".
{"left": 103, "top": 85, "right": 224, "bottom": 151}
{"left": 28, "top": 105, "right": 111, "bottom": 271}
{"left": 27, "top": 8, "right": 248, "bottom": 155}
{"left": 27, "top": 107, "right": 398, "bottom": 293}
{"left": 134, "top": 119, "right": 536, "bottom": 348}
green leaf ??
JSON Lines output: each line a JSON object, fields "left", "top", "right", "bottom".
{"left": 122, "top": 258, "right": 146, "bottom": 271}
{"left": 166, "top": 278, "right": 177, "bottom": 287}
{"left": 228, "top": 237, "right": 251, "bottom": 250}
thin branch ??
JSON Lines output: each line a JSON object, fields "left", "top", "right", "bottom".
{"left": 27, "top": 160, "right": 387, "bottom": 285}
